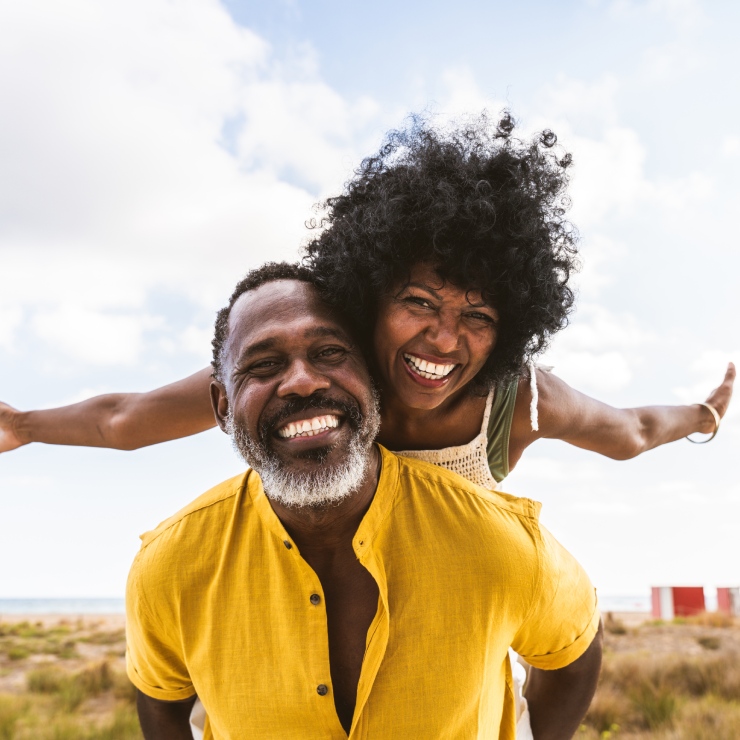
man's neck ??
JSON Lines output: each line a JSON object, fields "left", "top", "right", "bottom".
{"left": 268, "top": 445, "right": 382, "bottom": 554}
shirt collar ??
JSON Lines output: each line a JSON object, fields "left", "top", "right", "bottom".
{"left": 246, "top": 444, "right": 400, "bottom": 554}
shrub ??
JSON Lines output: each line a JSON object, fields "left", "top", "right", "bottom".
{"left": 629, "top": 682, "right": 678, "bottom": 730}
{"left": 696, "top": 635, "right": 721, "bottom": 650}
{"left": 0, "top": 695, "right": 26, "bottom": 740}
{"left": 7, "top": 646, "right": 30, "bottom": 660}
{"left": 585, "top": 687, "right": 630, "bottom": 733}
{"left": 604, "top": 613, "right": 627, "bottom": 636}
{"left": 28, "top": 664, "right": 66, "bottom": 693}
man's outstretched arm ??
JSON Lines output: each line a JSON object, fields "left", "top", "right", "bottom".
{"left": 525, "top": 620, "right": 604, "bottom": 740}
{"left": 136, "top": 691, "right": 197, "bottom": 740}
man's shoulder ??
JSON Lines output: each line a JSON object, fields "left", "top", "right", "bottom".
{"left": 138, "top": 470, "right": 251, "bottom": 551}
{"left": 389, "top": 449, "right": 542, "bottom": 523}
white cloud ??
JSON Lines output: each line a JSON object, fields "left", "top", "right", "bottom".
{"left": 559, "top": 303, "right": 654, "bottom": 353}
{"left": 0, "top": 0, "right": 387, "bottom": 336}
{"left": 608, "top": 0, "right": 705, "bottom": 30}
{"left": 506, "top": 456, "right": 604, "bottom": 483}
{"left": 0, "top": 306, "right": 22, "bottom": 351}
{"left": 179, "top": 325, "right": 215, "bottom": 359}
{"left": 541, "top": 303, "right": 653, "bottom": 393}
{"left": 32, "top": 307, "right": 164, "bottom": 365}
{"left": 722, "top": 137, "right": 740, "bottom": 156}
{"left": 539, "top": 74, "right": 621, "bottom": 128}
{"left": 543, "top": 349, "right": 635, "bottom": 393}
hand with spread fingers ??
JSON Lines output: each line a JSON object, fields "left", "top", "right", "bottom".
{"left": 0, "top": 402, "right": 25, "bottom": 454}
{"left": 701, "top": 362, "right": 736, "bottom": 431}
{"left": 684, "top": 362, "right": 736, "bottom": 444}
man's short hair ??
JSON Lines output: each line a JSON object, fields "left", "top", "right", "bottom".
{"left": 211, "top": 262, "right": 316, "bottom": 383}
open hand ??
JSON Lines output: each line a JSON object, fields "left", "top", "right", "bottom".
{"left": 703, "top": 362, "right": 736, "bottom": 430}
{"left": 0, "top": 402, "right": 25, "bottom": 454}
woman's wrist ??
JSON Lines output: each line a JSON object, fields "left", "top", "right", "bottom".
{"left": 0, "top": 403, "right": 30, "bottom": 452}
{"left": 693, "top": 403, "right": 720, "bottom": 436}
{"left": 11, "top": 409, "right": 33, "bottom": 445}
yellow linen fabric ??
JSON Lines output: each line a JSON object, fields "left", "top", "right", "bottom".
{"left": 126, "top": 446, "right": 599, "bottom": 740}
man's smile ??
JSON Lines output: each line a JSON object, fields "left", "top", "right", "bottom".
{"left": 277, "top": 414, "right": 340, "bottom": 439}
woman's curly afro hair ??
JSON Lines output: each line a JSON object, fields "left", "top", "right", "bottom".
{"left": 305, "top": 111, "right": 579, "bottom": 389}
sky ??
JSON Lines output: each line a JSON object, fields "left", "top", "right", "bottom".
{"left": 1, "top": 0, "right": 739, "bottom": 600}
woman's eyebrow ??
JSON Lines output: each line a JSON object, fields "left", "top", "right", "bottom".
{"left": 404, "top": 282, "right": 442, "bottom": 299}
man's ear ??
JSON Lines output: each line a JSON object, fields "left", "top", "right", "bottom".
{"left": 210, "top": 380, "right": 230, "bottom": 433}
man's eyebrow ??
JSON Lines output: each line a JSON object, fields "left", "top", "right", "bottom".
{"left": 236, "top": 326, "right": 352, "bottom": 362}
{"left": 303, "top": 326, "right": 352, "bottom": 342}
{"left": 238, "top": 338, "right": 278, "bottom": 360}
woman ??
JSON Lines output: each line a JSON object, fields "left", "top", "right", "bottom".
{"left": 0, "top": 113, "right": 734, "bottom": 737}
{"left": 1, "top": 113, "right": 733, "bottom": 470}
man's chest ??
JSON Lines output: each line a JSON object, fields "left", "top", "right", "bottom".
{"left": 177, "top": 542, "right": 518, "bottom": 739}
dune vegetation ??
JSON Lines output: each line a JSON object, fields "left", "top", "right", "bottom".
{"left": 1, "top": 612, "right": 740, "bottom": 738}
{"left": 0, "top": 617, "right": 139, "bottom": 739}
{"left": 579, "top": 611, "right": 740, "bottom": 739}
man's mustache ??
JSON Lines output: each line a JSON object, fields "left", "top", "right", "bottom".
{"left": 259, "top": 394, "right": 363, "bottom": 444}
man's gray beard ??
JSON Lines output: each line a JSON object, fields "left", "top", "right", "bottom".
{"left": 226, "top": 393, "right": 380, "bottom": 509}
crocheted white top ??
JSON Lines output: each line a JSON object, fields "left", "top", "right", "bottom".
{"left": 395, "top": 363, "right": 541, "bottom": 492}
{"left": 396, "top": 389, "right": 501, "bottom": 491}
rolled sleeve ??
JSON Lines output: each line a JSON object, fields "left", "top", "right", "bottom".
{"left": 125, "top": 550, "right": 196, "bottom": 701}
{"left": 512, "top": 522, "right": 601, "bottom": 670}
{"left": 520, "top": 592, "right": 600, "bottom": 670}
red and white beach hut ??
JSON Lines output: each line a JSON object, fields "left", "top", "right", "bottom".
{"left": 651, "top": 586, "right": 705, "bottom": 619}
{"left": 717, "top": 587, "right": 740, "bottom": 616}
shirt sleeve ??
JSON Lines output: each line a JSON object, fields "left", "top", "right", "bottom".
{"left": 126, "top": 546, "right": 196, "bottom": 701}
{"left": 510, "top": 522, "right": 600, "bottom": 670}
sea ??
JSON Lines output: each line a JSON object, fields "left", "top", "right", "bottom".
{"left": 0, "top": 598, "right": 126, "bottom": 614}
{"left": 0, "top": 594, "right": 656, "bottom": 615}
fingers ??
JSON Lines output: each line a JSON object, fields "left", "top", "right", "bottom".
{"left": 0, "top": 402, "right": 25, "bottom": 454}
{"left": 704, "top": 363, "right": 735, "bottom": 419}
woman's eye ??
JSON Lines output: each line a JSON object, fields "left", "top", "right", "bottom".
{"left": 466, "top": 312, "right": 496, "bottom": 324}
{"left": 403, "top": 295, "right": 434, "bottom": 309}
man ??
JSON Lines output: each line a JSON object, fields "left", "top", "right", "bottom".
{"left": 126, "top": 262, "right": 603, "bottom": 740}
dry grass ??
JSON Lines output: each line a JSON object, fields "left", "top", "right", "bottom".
{"left": 0, "top": 618, "right": 141, "bottom": 740}
{"left": 580, "top": 614, "right": 740, "bottom": 738}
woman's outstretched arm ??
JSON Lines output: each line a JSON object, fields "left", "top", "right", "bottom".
{"left": 508, "top": 362, "right": 735, "bottom": 469}
{"left": 0, "top": 368, "right": 216, "bottom": 453}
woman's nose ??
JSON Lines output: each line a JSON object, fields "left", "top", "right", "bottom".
{"left": 424, "top": 314, "right": 460, "bottom": 353}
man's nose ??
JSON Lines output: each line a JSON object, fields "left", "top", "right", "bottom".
{"left": 277, "top": 359, "right": 331, "bottom": 398}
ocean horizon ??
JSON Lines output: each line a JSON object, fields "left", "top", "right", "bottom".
{"left": 0, "top": 594, "right": 661, "bottom": 615}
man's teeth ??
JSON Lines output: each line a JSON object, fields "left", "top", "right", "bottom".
{"left": 277, "top": 415, "right": 340, "bottom": 439}
{"left": 403, "top": 354, "right": 456, "bottom": 380}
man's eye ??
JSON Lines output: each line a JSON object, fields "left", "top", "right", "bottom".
{"left": 317, "top": 347, "right": 346, "bottom": 360}
{"left": 249, "top": 360, "right": 280, "bottom": 374}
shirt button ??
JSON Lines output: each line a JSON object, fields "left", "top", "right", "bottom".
{"left": 283, "top": 540, "right": 292, "bottom": 550}
{"left": 317, "top": 684, "right": 328, "bottom": 696}
{"left": 310, "top": 593, "right": 321, "bottom": 605}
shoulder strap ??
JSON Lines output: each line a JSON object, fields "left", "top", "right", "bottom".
{"left": 485, "top": 377, "right": 519, "bottom": 483}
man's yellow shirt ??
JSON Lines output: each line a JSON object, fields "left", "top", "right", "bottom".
{"left": 126, "top": 446, "right": 599, "bottom": 739}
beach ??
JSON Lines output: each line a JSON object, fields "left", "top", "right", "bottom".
{"left": 3, "top": 610, "right": 740, "bottom": 738}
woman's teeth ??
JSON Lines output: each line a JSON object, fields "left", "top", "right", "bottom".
{"left": 403, "top": 354, "right": 456, "bottom": 380}
{"left": 278, "top": 415, "right": 340, "bottom": 439}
